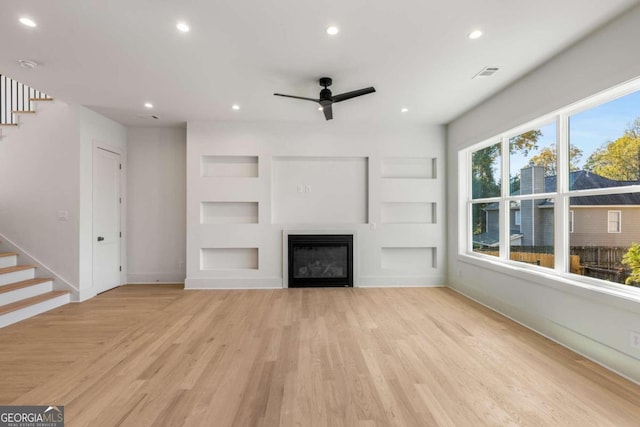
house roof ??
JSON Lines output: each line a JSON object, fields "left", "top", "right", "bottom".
{"left": 473, "top": 231, "right": 523, "bottom": 247}
{"left": 0, "top": 1, "right": 637, "bottom": 127}
{"left": 486, "top": 171, "right": 640, "bottom": 210}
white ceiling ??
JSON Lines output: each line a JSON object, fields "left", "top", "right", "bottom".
{"left": 1, "top": 0, "right": 637, "bottom": 127}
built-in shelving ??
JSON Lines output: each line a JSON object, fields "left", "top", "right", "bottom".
{"left": 201, "top": 248, "right": 259, "bottom": 270}
{"left": 201, "top": 156, "right": 258, "bottom": 177}
{"left": 201, "top": 202, "right": 259, "bottom": 224}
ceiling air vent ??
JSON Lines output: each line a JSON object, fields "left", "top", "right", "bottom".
{"left": 135, "top": 114, "right": 160, "bottom": 120}
{"left": 473, "top": 67, "right": 500, "bottom": 79}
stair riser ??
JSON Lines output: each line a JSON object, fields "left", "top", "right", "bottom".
{"left": 0, "top": 269, "right": 35, "bottom": 286}
{"left": 0, "top": 281, "right": 52, "bottom": 306}
{"left": 0, "top": 293, "right": 69, "bottom": 328}
{"left": 0, "top": 256, "right": 17, "bottom": 269}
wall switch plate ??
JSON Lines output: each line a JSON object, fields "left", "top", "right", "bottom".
{"left": 57, "top": 210, "right": 69, "bottom": 221}
{"left": 178, "top": 261, "right": 185, "bottom": 269}
{"left": 297, "top": 185, "right": 303, "bottom": 193}
{"left": 631, "top": 331, "right": 640, "bottom": 349}
{"left": 304, "top": 185, "right": 312, "bottom": 193}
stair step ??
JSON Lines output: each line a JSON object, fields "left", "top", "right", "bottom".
{"left": 29, "top": 98, "right": 53, "bottom": 101}
{"left": 0, "top": 265, "right": 35, "bottom": 274}
{"left": 0, "top": 253, "right": 18, "bottom": 269}
{"left": 0, "top": 253, "right": 18, "bottom": 258}
{"left": 0, "top": 278, "right": 51, "bottom": 294}
{"left": 0, "top": 265, "right": 36, "bottom": 286}
{"left": 12, "top": 110, "right": 36, "bottom": 114}
{"left": 0, "top": 265, "right": 35, "bottom": 275}
{"left": 0, "top": 290, "right": 69, "bottom": 316}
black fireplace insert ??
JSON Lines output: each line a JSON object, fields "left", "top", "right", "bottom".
{"left": 288, "top": 234, "right": 353, "bottom": 288}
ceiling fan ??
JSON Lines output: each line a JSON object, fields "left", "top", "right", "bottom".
{"left": 274, "top": 77, "right": 375, "bottom": 120}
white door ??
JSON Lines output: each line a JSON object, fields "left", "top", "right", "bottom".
{"left": 93, "top": 147, "right": 121, "bottom": 294}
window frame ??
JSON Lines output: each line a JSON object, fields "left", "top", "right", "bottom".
{"left": 460, "top": 77, "right": 640, "bottom": 299}
{"left": 569, "top": 210, "right": 574, "bottom": 233}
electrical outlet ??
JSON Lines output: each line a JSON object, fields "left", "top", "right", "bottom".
{"left": 631, "top": 331, "right": 640, "bottom": 349}
{"left": 297, "top": 185, "right": 303, "bottom": 193}
{"left": 178, "top": 261, "right": 185, "bottom": 269}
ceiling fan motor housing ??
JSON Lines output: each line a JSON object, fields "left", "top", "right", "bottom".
{"left": 320, "top": 88, "right": 333, "bottom": 105}
{"left": 319, "top": 77, "right": 333, "bottom": 87}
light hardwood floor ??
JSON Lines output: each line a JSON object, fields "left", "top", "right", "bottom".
{"left": 0, "top": 285, "right": 639, "bottom": 426}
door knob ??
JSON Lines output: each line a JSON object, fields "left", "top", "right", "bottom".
{"left": 97, "top": 236, "right": 105, "bottom": 241}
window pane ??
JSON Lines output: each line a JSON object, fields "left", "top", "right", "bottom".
{"left": 569, "top": 192, "right": 640, "bottom": 288}
{"left": 472, "top": 202, "right": 499, "bottom": 256}
{"left": 510, "top": 198, "right": 554, "bottom": 269}
{"left": 569, "top": 91, "right": 640, "bottom": 191}
{"left": 509, "top": 123, "right": 557, "bottom": 195}
{"left": 472, "top": 142, "right": 501, "bottom": 199}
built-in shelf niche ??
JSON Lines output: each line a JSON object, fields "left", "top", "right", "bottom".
{"left": 200, "top": 248, "right": 259, "bottom": 270}
{"left": 201, "top": 156, "right": 258, "bottom": 177}
{"left": 381, "top": 202, "right": 436, "bottom": 224}
{"left": 381, "top": 247, "right": 437, "bottom": 272}
{"left": 201, "top": 202, "right": 258, "bottom": 224}
{"left": 381, "top": 157, "right": 436, "bottom": 179}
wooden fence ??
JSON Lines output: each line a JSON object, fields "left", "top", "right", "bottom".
{"left": 476, "top": 246, "right": 632, "bottom": 284}
{"left": 478, "top": 250, "right": 581, "bottom": 273}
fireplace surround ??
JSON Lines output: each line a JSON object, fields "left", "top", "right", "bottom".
{"left": 287, "top": 234, "right": 354, "bottom": 288}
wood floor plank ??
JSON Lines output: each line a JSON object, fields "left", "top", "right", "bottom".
{"left": 0, "top": 285, "right": 639, "bottom": 426}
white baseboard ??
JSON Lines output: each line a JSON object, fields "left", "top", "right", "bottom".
{"left": 185, "top": 277, "right": 283, "bottom": 289}
{"left": 448, "top": 281, "right": 640, "bottom": 386}
{"left": 127, "top": 272, "right": 186, "bottom": 283}
{"left": 358, "top": 276, "right": 445, "bottom": 287}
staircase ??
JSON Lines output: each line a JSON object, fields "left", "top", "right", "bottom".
{"left": 1, "top": 76, "right": 68, "bottom": 327}
{"left": 0, "top": 74, "right": 53, "bottom": 133}
{"left": 0, "top": 250, "right": 70, "bottom": 328}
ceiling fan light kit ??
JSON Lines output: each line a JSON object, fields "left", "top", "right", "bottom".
{"left": 274, "top": 77, "right": 375, "bottom": 121}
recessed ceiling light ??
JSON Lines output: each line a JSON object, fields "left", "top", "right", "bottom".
{"left": 18, "top": 59, "right": 38, "bottom": 70}
{"left": 401, "top": 108, "right": 409, "bottom": 113}
{"left": 176, "top": 22, "right": 190, "bottom": 32}
{"left": 232, "top": 104, "right": 240, "bottom": 110}
{"left": 318, "top": 106, "right": 323, "bottom": 111}
{"left": 326, "top": 26, "right": 339, "bottom": 36}
{"left": 468, "top": 30, "right": 483, "bottom": 40}
{"left": 19, "top": 17, "right": 37, "bottom": 27}
{"left": 144, "top": 102, "right": 153, "bottom": 109}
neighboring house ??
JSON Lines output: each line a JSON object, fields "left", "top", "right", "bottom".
{"left": 474, "top": 165, "right": 640, "bottom": 248}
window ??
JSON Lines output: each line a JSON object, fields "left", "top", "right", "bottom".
{"left": 607, "top": 211, "right": 621, "bottom": 233}
{"left": 462, "top": 79, "right": 640, "bottom": 292}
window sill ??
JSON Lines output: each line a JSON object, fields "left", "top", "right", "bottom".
{"left": 456, "top": 252, "right": 640, "bottom": 314}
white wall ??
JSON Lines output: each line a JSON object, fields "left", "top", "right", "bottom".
{"left": 126, "top": 127, "right": 186, "bottom": 283}
{"left": 187, "top": 121, "right": 445, "bottom": 289}
{"left": 447, "top": 5, "right": 640, "bottom": 383}
{"left": 78, "top": 106, "right": 127, "bottom": 300}
{"left": 0, "top": 100, "right": 80, "bottom": 289}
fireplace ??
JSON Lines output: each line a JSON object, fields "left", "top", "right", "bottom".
{"left": 288, "top": 234, "right": 353, "bottom": 288}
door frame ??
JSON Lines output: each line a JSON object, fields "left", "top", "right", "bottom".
{"left": 92, "top": 140, "right": 126, "bottom": 292}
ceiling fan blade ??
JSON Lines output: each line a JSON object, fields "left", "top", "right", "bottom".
{"left": 323, "top": 104, "right": 333, "bottom": 121}
{"left": 274, "top": 93, "right": 319, "bottom": 103}
{"left": 332, "top": 87, "right": 376, "bottom": 103}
